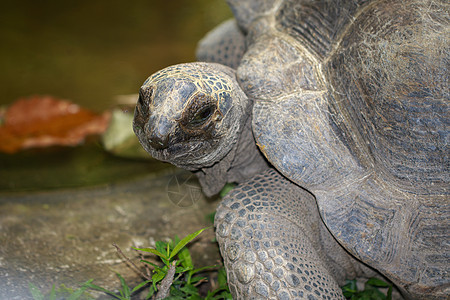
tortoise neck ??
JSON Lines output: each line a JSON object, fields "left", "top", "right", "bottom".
{"left": 194, "top": 108, "right": 269, "bottom": 197}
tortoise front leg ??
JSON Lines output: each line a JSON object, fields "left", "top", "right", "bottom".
{"left": 215, "top": 169, "right": 346, "bottom": 299}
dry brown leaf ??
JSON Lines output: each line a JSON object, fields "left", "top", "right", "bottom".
{"left": 0, "top": 95, "right": 111, "bottom": 153}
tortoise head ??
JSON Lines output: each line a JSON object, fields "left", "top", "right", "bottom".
{"left": 133, "top": 62, "right": 250, "bottom": 170}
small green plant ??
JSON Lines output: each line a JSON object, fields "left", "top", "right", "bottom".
{"left": 84, "top": 227, "right": 231, "bottom": 299}
{"left": 29, "top": 227, "right": 230, "bottom": 300}
{"left": 342, "top": 277, "right": 393, "bottom": 300}
{"left": 219, "top": 183, "right": 236, "bottom": 198}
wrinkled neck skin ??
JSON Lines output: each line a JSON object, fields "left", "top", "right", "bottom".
{"left": 194, "top": 107, "right": 269, "bottom": 197}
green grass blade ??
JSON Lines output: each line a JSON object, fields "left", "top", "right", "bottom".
{"left": 205, "top": 212, "right": 216, "bottom": 224}
{"left": 176, "top": 266, "right": 192, "bottom": 274}
{"left": 205, "top": 287, "right": 224, "bottom": 300}
{"left": 146, "top": 285, "right": 156, "bottom": 300}
{"left": 131, "top": 280, "right": 151, "bottom": 294}
{"left": 387, "top": 285, "right": 393, "bottom": 300}
{"left": 342, "top": 279, "right": 358, "bottom": 298}
{"left": 67, "top": 280, "right": 93, "bottom": 300}
{"left": 191, "top": 264, "right": 219, "bottom": 274}
{"left": 156, "top": 241, "right": 169, "bottom": 256}
{"left": 152, "top": 268, "right": 167, "bottom": 284}
{"left": 83, "top": 282, "right": 126, "bottom": 300}
{"left": 206, "top": 286, "right": 232, "bottom": 300}
{"left": 166, "top": 243, "right": 171, "bottom": 259}
{"left": 169, "top": 227, "right": 209, "bottom": 260}
{"left": 177, "top": 244, "right": 193, "bottom": 269}
{"left": 116, "top": 273, "right": 130, "bottom": 299}
{"left": 180, "top": 284, "right": 199, "bottom": 296}
{"left": 132, "top": 247, "right": 168, "bottom": 261}
{"left": 366, "top": 278, "right": 391, "bottom": 287}
{"left": 217, "top": 266, "right": 228, "bottom": 289}
{"left": 48, "top": 285, "right": 56, "bottom": 300}
{"left": 189, "top": 276, "right": 207, "bottom": 284}
{"left": 140, "top": 259, "right": 161, "bottom": 270}
{"left": 219, "top": 183, "right": 236, "bottom": 198}
{"left": 28, "top": 283, "right": 45, "bottom": 300}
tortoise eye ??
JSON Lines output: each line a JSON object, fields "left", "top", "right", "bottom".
{"left": 137, "top": 87, "right": 153, "bottom": 115}
{"left": 180, "top": 93, "right": 217, "bottom": 131}
{"left": 190, "top": 104, "right": 215, "bottom": 127}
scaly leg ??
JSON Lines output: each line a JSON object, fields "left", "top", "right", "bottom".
{"left": 215, "top": 169, "right": 350, "bottom": 299}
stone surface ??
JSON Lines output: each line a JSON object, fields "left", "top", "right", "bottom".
{"left": 0, "top": 169, "right": 220, "bottom": 299}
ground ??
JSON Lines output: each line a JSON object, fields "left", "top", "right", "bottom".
{"left": 0, "top": 168, "right": 221, "bottom": 299}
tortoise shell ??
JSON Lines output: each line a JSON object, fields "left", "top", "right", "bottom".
{"left": 229, "top": 0, "right": 449, "bottom": 294}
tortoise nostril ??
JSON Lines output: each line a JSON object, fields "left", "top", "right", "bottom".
{"left": 146, "top": 116, "right": 173, "bottom": 150}
{"left": 149, "top": 133, "right": 170, "bottom": 150}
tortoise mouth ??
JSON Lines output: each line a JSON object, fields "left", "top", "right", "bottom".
{"left": 145, "top": 138, "right": 221, "bottom": 169}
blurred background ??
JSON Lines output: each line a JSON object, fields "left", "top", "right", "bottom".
{"left": 0, "top": 0, "right": 232, "bottom": 111}
{"left": 0, "top": 3, "right": 232, "bottom": 298}
{"left": 0, "top": 0, "right": 233, "bottom": 191}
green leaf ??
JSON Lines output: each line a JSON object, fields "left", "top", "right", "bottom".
{"left": 169, "top": 286, "right": 186, "bottom": 297}
{"left": 169, "top": 227, "right": 209, "bottom": 260}
{"left": 67, "top": 280, "right": 93, "bottom": 300}
{"left": 173, "top": 235, "right": 181, "bottom": 245}
{"left": 176, "top": 266, "right": 192, "bottom": 274}
{"left": 140, "top": 259, "right": 161, "bottom": 270}
{"left": 359, "top": 294, "right": 371, "bottom": 300}
{"left": 206, "top": 287, "right": 232, "bottom": 300}
{"left": 131, "top": 280, "right": 151, "bottom": 294}
{"left": 342, "top": 280, "right": 358, "bottom": 297}
{"left": 343, "top": 279, "right": 358, "bottom": 291}
{"left": 220, "top": 291, "right": 233, "bottom": 300}
{"left": 343, "top": 289, "right": 357, "bottom": 298}
{"left": 205, "top": 212, "right": 216, "bottom": 224}
{"left": 133, "top": 247, "right": 168, "bottom": 261}
{"left": 219, "top": 183, "right": 236, "bottom": 198}
{"left": 83, "top": 281, "right": 127, "bottom": 300}
{"left": 386, "top": 285, "right": 392, "bottom": 300}
{"left": 342, "top": 279, "right": 358, "bottom": 298}
{"left": 154, "top": 240, "right": 170, "bottom": 262}
{"left": 180, "top": 284, "right": 199, "bottom": 296}
{"left": 217, "top": 267, "right": 228, "bottom": 289}
{"left": 190, "top": 276, "right": 207, "bottom": 284}
{"left": 48, "top": 285, "right": 56, "bottom": 300}
{"left": 155, "top": 240, "right": 171, "bottom": 265}
{"left": 164, "top": 296, "right": 186, "bottom": 300}
{"left": 116, "top": 273, "right": 130, "bottom": 299}
{"left": 166, "top": 242, "right": 171, "bottom": 258}
{"left": 155, "top": 240, "right": 168, "bottom": 252}
{"left": 28, "top": 283, "right": 45, "bottom": 300}
{"left": 146, "top": 285, "right": 156, "bottom": 300}
{"left": 152, "top": 268, "right": 167, "bottom": 284}
{"left": 177, "top": 243, "right": 193, "bottom": 270}
{"left": 366, "top": 278, "right": 391, "bottom": 288}
{"left": 175, "top": 260, "right": 185, "bottom": 267}
{"left": 205, "top": 266, "right": 230, "bottom": 300}
{"left": 191, "top": 264, "right": 218, "bottom": 275}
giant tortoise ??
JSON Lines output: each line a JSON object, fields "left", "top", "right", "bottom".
{"left": 133, "top": 0, "right": 449, "bottom": 299}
